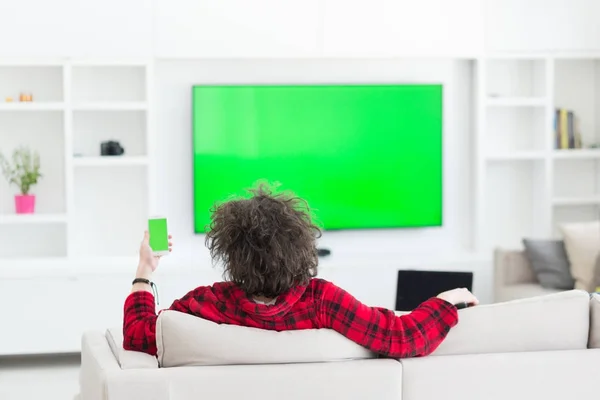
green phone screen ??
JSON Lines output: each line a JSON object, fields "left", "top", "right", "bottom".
{"left": 148, "top": 218, "right": 169, "bottom": 252}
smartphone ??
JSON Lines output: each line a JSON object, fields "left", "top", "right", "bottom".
{"left": 148, "top": 216, "right": 169, "bottom": 256}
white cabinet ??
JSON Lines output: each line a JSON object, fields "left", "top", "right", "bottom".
{"left": 154, "top": 0, "right": 321, "bottom": 58}
{"left": 0, "top": 277, "right": 79, "bottom": 355}
{"left": 486, "top": 0, "right": 600, "bottom": 53}
{"left": 322, "top": 0, "right": 484, "bottom": 57}
{"left": 0, "top": 0, "right": 153, "bottom": 57}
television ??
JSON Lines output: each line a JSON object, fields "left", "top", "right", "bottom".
{"left": 192, "top": 84, "right": 442, "bottom": 233}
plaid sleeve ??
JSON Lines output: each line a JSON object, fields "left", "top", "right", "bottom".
{"left": 123, "top": 289, "right": 197, "bottom": 355}
{"left": 123, "top": 291, "right": 159, "bottom": 355}
{"left": 317, "top": 280, "right": 458, "bottom": 358}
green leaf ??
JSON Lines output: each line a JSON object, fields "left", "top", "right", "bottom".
{"left": 0, "top": 146, "right": 42, "bottom": 194}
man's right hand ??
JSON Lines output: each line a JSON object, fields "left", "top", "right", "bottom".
{"left": 436, "top": 288, "right": 479, "bottom": 307}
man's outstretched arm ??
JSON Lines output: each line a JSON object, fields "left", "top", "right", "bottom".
{"left": 317, "top": 280, "right": 477, "bottom": 358}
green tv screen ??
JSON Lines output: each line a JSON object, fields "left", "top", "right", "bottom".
{"left": 193, "top": 84, "right": 442, "bottom": 233}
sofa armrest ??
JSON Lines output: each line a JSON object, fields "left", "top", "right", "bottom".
{"left": 105, "top": 328, "right": 158, "bottom": 369}
{"left": 80, "top": 331, "right": 122, "bottom": 400}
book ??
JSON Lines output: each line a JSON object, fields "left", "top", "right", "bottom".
{"left": 568, "top": 111, "right": 575, "bottom": 149}
{"left": 560, "top": 109, "right": 569, "bottom": 149}
{"left": 554, "top": 109, "right": 560, "bottom": 149}
{"left": 574, "top": 115, "right": 582, "bottom": 148}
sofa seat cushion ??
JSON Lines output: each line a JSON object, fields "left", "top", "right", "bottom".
{"left": 156, "top": 310, "right": 375, "bottom": 367}
{"left": 400, "top": 349, "right": 600, "bottom": 400}
{"left": 496, "top": 283, "right": 562, "bottom": 302}
{"left": 105, "top": 328, "right": 158, "bottom": 369}
{"left": 431, "top": 290, "right": 589, "bottom": 356}
{"left": 105, "top": 359, "right": 402, "bottom": 400}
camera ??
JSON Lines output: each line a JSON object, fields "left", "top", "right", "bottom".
{"left": 100, "top": 141, "right": 125, "bottom": 156}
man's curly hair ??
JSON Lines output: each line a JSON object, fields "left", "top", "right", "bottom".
{"left": 205, "top": 183, "right": 321, "bottom": 298}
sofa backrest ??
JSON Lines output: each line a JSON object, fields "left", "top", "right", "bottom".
{"left": 494, "top": 248, "right": 537, "bottom": 288}
{"left": 431, "top": 290, "right": 590, "bottom": 356}
{"left": 156, "top": 310, "right": 376, "bottom": 367}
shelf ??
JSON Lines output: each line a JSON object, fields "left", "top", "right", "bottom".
{"left": 0, "top": 102, "right": 64, "bottom": 111}
{"left": 0, "top": 214, "right": 67, "bottom": 225}
{"left": 486, "top": 149, "right": 600, "bottom": 161}
{"left": 486, "top": 152, "right": 546, "bottom": 161}
{"left": 71, "top": 60, "right": 149, "bottom": 67}
{"left": 72, "top": 102, "right": 147, "bottom": 111}
{"left": 73, "top": 156, "right": 148, "bottom": 167}
{"left": 553, "top": 149, "right": 600, "bottom": 159}
{"left": 486, "top": 97, "right": 547, "bottom": 107}
{"left": 553, "top": 197, "right": 600, "bottom": 206}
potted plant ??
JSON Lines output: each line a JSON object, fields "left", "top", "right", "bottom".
{"left": 0, "top": 146, "right": 42, "bottom": 214}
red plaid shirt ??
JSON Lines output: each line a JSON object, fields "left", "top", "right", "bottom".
{"left": 123, "top": 278, "right": 458, "bottom": 357}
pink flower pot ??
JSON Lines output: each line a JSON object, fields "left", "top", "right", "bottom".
{"left": 15, "top": 195, "right": 35, "bottom": 214}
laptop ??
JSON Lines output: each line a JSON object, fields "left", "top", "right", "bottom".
{"left": 395, "top": 270, "right": 474, "bottom": 311}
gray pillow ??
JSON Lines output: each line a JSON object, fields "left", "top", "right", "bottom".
{"left": 523, "top": 239, "right": 575, "bottom": 290}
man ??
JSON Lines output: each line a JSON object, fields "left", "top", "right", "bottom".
{"left": 123, "top": 184, "right": 477, "bottom": 357}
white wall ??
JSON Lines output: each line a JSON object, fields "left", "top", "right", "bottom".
{"left": 154, "top": 59, "right": 492, "bottom": 306}
{"left": 0, "top": 0, "right": 153, "bottom": 58}
{"left": 4, "top": 0, "right": 600, "bottom": 59}
{"left": 154, "top": 0, "right": 484, "bottom": 58}
{"left": 485, "top": 0, "right": 600, "bottom": 53}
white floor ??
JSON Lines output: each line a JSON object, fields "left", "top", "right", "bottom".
{"left": 0, "top": 354, "right": 80, "bottom": 400}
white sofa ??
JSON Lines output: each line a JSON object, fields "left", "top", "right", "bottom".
{"left": 81, "top": 291, "right": 600, "bottom": 400}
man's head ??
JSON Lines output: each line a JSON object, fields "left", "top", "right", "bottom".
{"left": 205, "top": 184, "right": 321, "bottom": 297}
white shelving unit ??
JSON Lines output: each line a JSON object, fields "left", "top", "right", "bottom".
{"left": 0, "top": 60, "right": 153, "bottom": 261}
{"left": 476, "top": 55, "right": 600, "bottom": 250}
{"left": 72, "top": 102, "right": 147, "bottom": 111}
{"left": 0, "top": 102, "right": 65, "bottom": 111}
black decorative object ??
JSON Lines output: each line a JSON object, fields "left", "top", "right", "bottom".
{"left": 100, "top": 141, "right": 125, "bottom": 156}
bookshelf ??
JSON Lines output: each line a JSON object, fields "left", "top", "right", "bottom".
{"left": 476, "top": 56, "right": 600, "bottom": 251}
{"left": 0, "top": 60, "right": 153, "bottom": 262}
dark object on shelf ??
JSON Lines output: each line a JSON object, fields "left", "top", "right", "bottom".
{"left": 317, "top": 248, "right": 331, "bottom": 257}
{"left": 395, "top": 270, "right": 474, "bottom": 311}
{"left": 101, "top": 141, "right": 125, "bottom": 156}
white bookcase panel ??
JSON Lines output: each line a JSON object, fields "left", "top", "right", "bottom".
{"left": 486, "top": 59, "right": 546, "bottom": 98}
{"left": 553, "top": 159, "right": 600, "bottom": 198}
{"left": 72, "top": 66, "right": 146, "bottom": 103}
{"left": 554, "top": 59, "right": 600, "bottom": 147}
{"left": 0, "top": 66, "right": 63, "bottom": 102}
{"left": 485, "top": 106, "right": 546, "bottom": 153}
{"left": 484, "top": 161, "right": 547, "bottom": 248}
{"left": 73, "top": 111, "right": 147, "bottom": 157}
{"left": 71, "top": 167, "right": 148, "bottom": 258}
{"left": 0, "top": 111, "right": 65, "bottom": 215}
{"left": 0, "top": 224, "right": 66, "bottom": 258}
